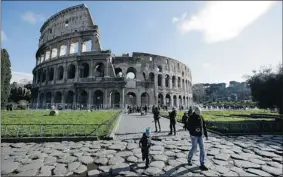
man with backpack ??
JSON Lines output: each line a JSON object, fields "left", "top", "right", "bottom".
{"left": 187, "top": 106, "right": 208, "bottom": 171}
{"left": 153, "top": 107, "right": 161, "bottom": 132}
{"left": 139, "top": 128, "right": 152, "bottom": 169}
{"left": 168, "top": 107, "right": 177, "bottom": 135}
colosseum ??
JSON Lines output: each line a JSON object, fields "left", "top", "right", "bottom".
{"left": 32, "top": 4, "right": 193, "bottom": 110}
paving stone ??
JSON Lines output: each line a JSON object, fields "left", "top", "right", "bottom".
{"left": 127, "top": 143, "right": 138, "bottom": 150}
{"left": 207, "top": 148, "right": 220, "bottom": 156}
{"left": 254, "top": 149, "right": 279, "bottom": 158}
{"left": 149, "top": 151, "right": 163, "bottom": 155}
{"left": 168, "top": 160, "right": 183, "bottom": 167}
{"left": 108, "top": 156, "right": 125, "bottom": 165}
{"left": 124, "top": 171, "right": 138, "bottom": 176}
{"left": 72, "top": 152, "right": 83, "bottom": 157}
{"left": 149, "top": 161, "right": 165, "bottom": 169}
{"left": 10, "top": 143, "right": 25, "bottom": 148}
{"left": 176, "top": 152, "right": 187, "bottom": 158}
{"left": 79, "top": 156, "right": 94, "bottom": 164}
{"left": 222, "top": 171, "right": 238, "bottom": 176}
{"left": 165, "top": 145, "right": 177, "bottom": 149}
{"left": 144, "top": 167, "right": 162, "bottom": 175}
{"left": 261, "top": 165, "right": 283, "bottom": 176}
{"left": 53, "top": 164, "right": 67, "bottom": 175}
{"left": 230, "top": 166, "right": 246, "bottom": 174}
{"left": 234, "top": 160, "right": 261, "bottom": 169}
{"left": 90, "top": 144, "right": 101, "bottom": 149}
{"left": 98, "top": 165, "right": 111, "bottom": 172}
{"left": 247, "top": 168, "right": 272, "bottom": 176}
{"left": 177, "top": 146, "right": 190, "bottom": 151}
{"left": 164, "top": 151, "right": 175, "bottom": 157}
{"left": 267, "top": 161, "right": 282, "bottom": 168}
{"left": 127, "top": 155, "right": 138, "bottom": 163}
{"left": 74, "top": 164, "right": 87, "bottom": 174}
{"left": 15, "top": 169, "right": 38, "bottom": 176}
{"left": 88, "top": 169, "right": 100, "bottom": 177}
{"left": 111, "top": 163, "right": 130, "bottom": 175}
{"left": 108, "top": 144, "right": 126, "bottom": 151}
{"left": 214, "top": 166, "right": 230, "bottom": 174}
{"left": 214, "top": 153, "right": 230, "bottom": 161}
{"left": 163, "top": 165, "right": 174, "bottom": 172}
{"left": 153, "top": 155, "right": 168, "bottom": 161}
{"left": 231, "top": 154, "right": 248, "bottom": 160}
{"left": 115, "top": 151, "right": 133, "bottom": 157}
{"left": 151, "top": 145, "right": 164, "bottom": 151}
{"left": 38, "top": 165, "right": 54, "bottom": 176}
{"left": 17, "top": 159, "right": 44, "bottom": 172}
{"left": 68, "top": 162, "right": 81, "bottom": 172}
{"left": 249, "top": 158, "right": 266, "bottom": 165}
{"left": 202, "top": 170, "right": 219, "bottom": 176}
{"left": 1, "top": 161, "right": 19, "bottom": 174}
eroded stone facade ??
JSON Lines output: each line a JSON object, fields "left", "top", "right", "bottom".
{"left": 32, "top": 4, "right": 193, "bottom": 109}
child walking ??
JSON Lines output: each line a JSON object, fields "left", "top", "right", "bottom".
{"left": 139, "top": 128, "right": 151, "bottom": 169}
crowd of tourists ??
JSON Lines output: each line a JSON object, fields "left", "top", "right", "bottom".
{"left": 139, "top": 106, "right": 209, "bottom": 171}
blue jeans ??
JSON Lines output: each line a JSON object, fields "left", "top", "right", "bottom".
{"left": 187, "top": 136, "right": 205, "bottom": 165}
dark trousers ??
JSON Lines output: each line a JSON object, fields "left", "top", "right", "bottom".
{"left": 154, "top": 119, "right": 161, "bottom": 131}
{"left": 142, "top": 148, "right": 149, "bottom": 167}
{"left": 170, "top": 120, "right": 176, "bottom": 134}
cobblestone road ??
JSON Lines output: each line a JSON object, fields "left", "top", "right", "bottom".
{"left": 1, "top": 113, "right": 283, "bottom": 176}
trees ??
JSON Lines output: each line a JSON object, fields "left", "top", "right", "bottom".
{"left": 192, "top": 84, "right": 206, "bottom": 103}
{"left": 9, "top": 81, "right": 32, "bottom": 103}
{"left": 1, "top": 49, "right": 12, "bottom": 104}
{"left": 246, "top": 65, "right": 283, "bottom": 114}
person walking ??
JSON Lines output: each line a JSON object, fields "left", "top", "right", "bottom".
{"left": 144, "top": 105, "right": 148, "bottom": 115}
{"left": 182, "top": 112, "right": 189, "bottom": 130}
{"left": 139, "top": 128, "right": 151, "bottom": 169}
{"left": 187, "top": 106, "right": 208, "bottom": 171}
{"left": 168, "top": 107, "right": 177, "bottom": 135}
{"left": 153, "top": 107, "right": 161, "bottom": 132}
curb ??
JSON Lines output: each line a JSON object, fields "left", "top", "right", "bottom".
{"left": 108, "top": 112, "right": 123, "bottom": 140}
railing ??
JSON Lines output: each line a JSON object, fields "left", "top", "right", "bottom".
{"left": 29, "top": 103, "right": 122, "bottom": 110}
{"left": 79, "top": 77, "right": 125, "bottom": 82}
{"left": 1, "top": 111, "right": 120, "bottom": 138}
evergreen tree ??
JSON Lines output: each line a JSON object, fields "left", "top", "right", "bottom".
{"left": 1, "top": 49, "right": 12, "bottom": 104}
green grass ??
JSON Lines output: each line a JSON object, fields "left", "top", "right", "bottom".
{"left": 161, "top": 110, "right": 277, "bottom": 122}
{"left": 1, "top": 110, "right": 120, "bottom": 137}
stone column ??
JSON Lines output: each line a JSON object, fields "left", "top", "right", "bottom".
{"left": 88, "top": 90, "right": 92, "bottom": 110}
{"left": 51, "top": 92, "right": 54, "bottom": 107}
{"left": 75, "top": 64, "right": 79, "bottom": 82}
{"left": 78, "top": 38, "right": 82, "bottom": 56}
{"left": 163, "top": 92, "right": 166, "bottom": 106}
{"left": 54, "top": 65, "right": 57, "bottom": 84}
{"left": 177, "top": 96, "right": 179, "bottom": 109}
{"left": 154, "top": 74, "right": 158, "bottom": 88}
{"left": 162, "top": 74, "right": 165, "bottom": 88}
{"left": 64, "top": 63, "right": 68, "bottom": 81}
{"left": 103, "top": 89, "right": 108, "bottom": 109}
{"left": 36, "top": 92, "right": 40, "bottom": 109}
{"left": 57, "top": 46, "right": 60, "bottom": 58}
{"left": 121, "top": 88, "right": 125, "bottom": 109}
{"left": 66, "top": 40, "right": 71, "bottom": 56}
{"left": 105, "top": 58, "right": 110, "bottom": 77}
{"left": 90, "top": 60, "right": 94, "bottom": 78}
{"left": 169, "top": 76, "right": 172, "bottom": 89}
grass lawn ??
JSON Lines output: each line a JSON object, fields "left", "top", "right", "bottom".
{"left": 161, "top": 110, "right": 277, "bottom": 122}
{"left": 1, "top": 110, "right": 120, "bottom": 137}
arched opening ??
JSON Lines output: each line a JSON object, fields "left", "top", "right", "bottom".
{"left": 158, "top": 93, "right": 164, "bottom": 106}
{"left": 70, "top": 42, "right": 79, "bottom": 54}
{"left": 82, "top": 40, "right": 92, "bottom": 52}
{"left": 80, "top": 63, "right": 89, "bottom": 78}
{"left": 51, "top": 48, "right": 58, "bottom": 58}
{"left": 182, "top": 79, "right": 185, "bottom": 89}
{"left": 94, "top": 63, "right": 104, "bottom": 77}
{"left": 143, "top": 72, "right": 146, "bottom": 81}
{"left": 141, "top": 92, "right": 150, "bottom": 106}
{"left": 55, "top": 92, "right": 62, "bottom": 103}
{"left": 183, "top": 96, "right": 186, "bottom": 106}
{"left": 79, "top": 90, "right": 88, "bottom": 106}
{"left": 157, "top": 66, "right": 162, "bottom": 72}
{"left": 173, "top": 95, "right": 177, "bottom": 107}
{"left": 42, "top": 70, "right": 46, "bottom": 83}
{"left": 48, "top": 68, "right": 54, "bottom": 81}
{"left": 185, "top": 80, "right": 188, "bottom": 90}
{"left": 126, "top": 67, "right": 136, "bottom": 79}
{"left": 46, "top": 92, "right": 52, "bottom": 103}
{"left": 172, "top": 76, "right": 176, "bottom": 87}
{"left": 66, "top": 91, "right": 74, "bottom": 104}
{"left": 179, "top": 96, "right": 182, "bottom": 107}
{"left": 115, "top": 68, "right": 123, "bottom": 77}
{"left": 186, "top": 97, "right": 189, "bottom": 108}
{"left": 165, "top": 75, "right": 169, "bottom": 87}
{"left": 45, "top": 51, "right": 50, "bottom": 61}
{"left": 158, "top": 74, "right": 162, "bottom": 86}
{"left": 126, "top": 92, "right": 136, "bottom": 105}
{"left": 178, "top": 77, "right": 181, "bottom": 88}
{"left": 59, "top": 45, "right": 67, "bottom": 56}
{"left": 67, "top": 64, "right": 76, "bottom": 79}
{"left": 57, "top": 66, "right": 64, "bottom": 80}
{"left": 166, "top": 94, "right": 171, "bottom": 107}
{"left": 93, "top": 90, "right": 104, "bottom": 108}
{"left": 149, "top": 72, "right": 154, "bottom": 82}
{"left": 110, "top": 90, "right": 120, "bottom": 108}
{"left": 182, "top": 71, "right": 184, "bottom": 77}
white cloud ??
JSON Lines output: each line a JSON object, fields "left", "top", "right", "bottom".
{"left": 22, "top": 11, "right": 45, "bottom": 24}
{"left": 174, "top": 1, "right": 277, "bottom": 43}
{"left": 172, "top": 12, "right": 187, "bottom": 24}
{"left": 1, "top": 30, "right": 7, "bottom": 41}
{"left": 172, "top": 17, "right": 179, "bottom": 24}
{"left": 11, "top": 71, "right": 33, "bottom": 83}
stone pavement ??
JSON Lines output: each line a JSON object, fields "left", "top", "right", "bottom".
{"left": 1, "top": 114, "right": 283, "bottom": 176}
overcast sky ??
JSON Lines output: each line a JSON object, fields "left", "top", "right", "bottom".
{"left": 2, "top": 1, "right": 282, "bottom": 84}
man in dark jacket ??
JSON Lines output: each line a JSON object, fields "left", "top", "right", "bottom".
{"left": 139, "top": 129, "right": 151, "bottom": 169}
{"left": 182, "top": 112, "right": 189, "bottom": 130}
{"left": 187, "top": 106, "right": 208, "bottom": 171}
{"left": 168, "top": 107, "right": 177, "bottom": 135}
{"left": 153, "top": 107, "right": 161, "bottom": 132}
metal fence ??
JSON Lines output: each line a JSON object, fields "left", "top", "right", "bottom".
{"left": 1, "top": 111, "right": 120, "bottom": 138}
{"left": 29, "top": 103, "right": 122, "bottom": 110}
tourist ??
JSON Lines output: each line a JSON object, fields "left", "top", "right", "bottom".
{"left": 182, "top": 112, "right": 189, "bottom": 130}
{"left": 144, "top": 105, "right": 148, "bottom": 115}
{"left": 187, "top": 106, "right": 208, "bottom": 171}
{"left": 152, "top": 105, "right": 155, "bottom": 114}
{"left": 153, "top": 107, "right": 161, "bottom": 132}
{"left": 139, "top": 128, "right": 151, "bottom": 169}
{"left": 168, "top": 107, "right": 177, "bottom": 135}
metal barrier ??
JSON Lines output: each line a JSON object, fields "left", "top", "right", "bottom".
{"left": 1, "top": 111, "right": 120, "bottom": 138}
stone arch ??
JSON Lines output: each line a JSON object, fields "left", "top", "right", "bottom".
{"left": 67, "top": 64, "right": 76, "bottom": 79}
{"left": 126, "top": 67, "right": 136, "bottom": 79}
{"left": 158, "top": 93, "right": 164, "bottom": 106}
{"left": 149, "top": 72, "right": 154, "bottom": 82}
{"left": 93, "top": 90, "right": 104, "bottom": 108}
{"left": 57, "top": 66, "right": 64, "bottom": 80}
{"left": 157, "top": 65, "right": 162, "bottom": 72}
{"left": 173, "top": 95, "right": 177, "bottom": 107}
{"left": 110, "top": 90, "right": 120, "bottom": 108}
{"left": 55, "top": 91, "right": 62, "bottom": 103}
{"left": 126, "top": 92, "right": 137, "bottom": 105}
{"left": 66, "top": 90, "right": 74, "bottom": 104}
{"left": 80, "top": 63, "right": 89, "bottom": 78}
{"left": 178, "top": 77, "right": 181, "bottom": 88}
{"left": 158, "top": 74, "right": 162, "bottom": 86}
{"left": 165, "top": 74, "right": 169, "bottom": 87}
{"left": 179, "top": 95, "right": 182, "bottom": 107}
{"left": 172, "top": 76, "right": 176, "bottom": 87}
{"left": 166, "top": 94, "right": 171, "bottom": 107}
{"left": 115, "top": 68, "right": 123, "bottom": 77}
{"left": 79, "top": 90, "right": 88, "bottom": 105}
{"left": 48, "top": 68, "right": 54, "bottom": 81}
{"left": 94, "top": 63, "right": 104, "bottom": 77}
{"left": 141, "top": 92, "right": 150, "bottom": 106}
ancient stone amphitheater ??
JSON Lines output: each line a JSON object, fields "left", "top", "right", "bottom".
{"left": 32, "top": 4, "right": 193, "bottom": 109}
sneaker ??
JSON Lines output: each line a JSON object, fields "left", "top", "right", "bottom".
{"left": 159, "top": 130, "right": 161, "bottom": 133}
{"left": 187, "top": 162, "right": 192, "bottom": 166}
{"left": 200, "top": 165, "right": 208, "bottom": 171}
{"left": 155, "top": 130, "right": 158, "bottom": 133}
{"left": 168, "top": 133, "right": 172, "bottom": 135}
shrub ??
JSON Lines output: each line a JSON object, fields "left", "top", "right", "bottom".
{"left": 17, "top": 100, "right": 29, "bottom": 110}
